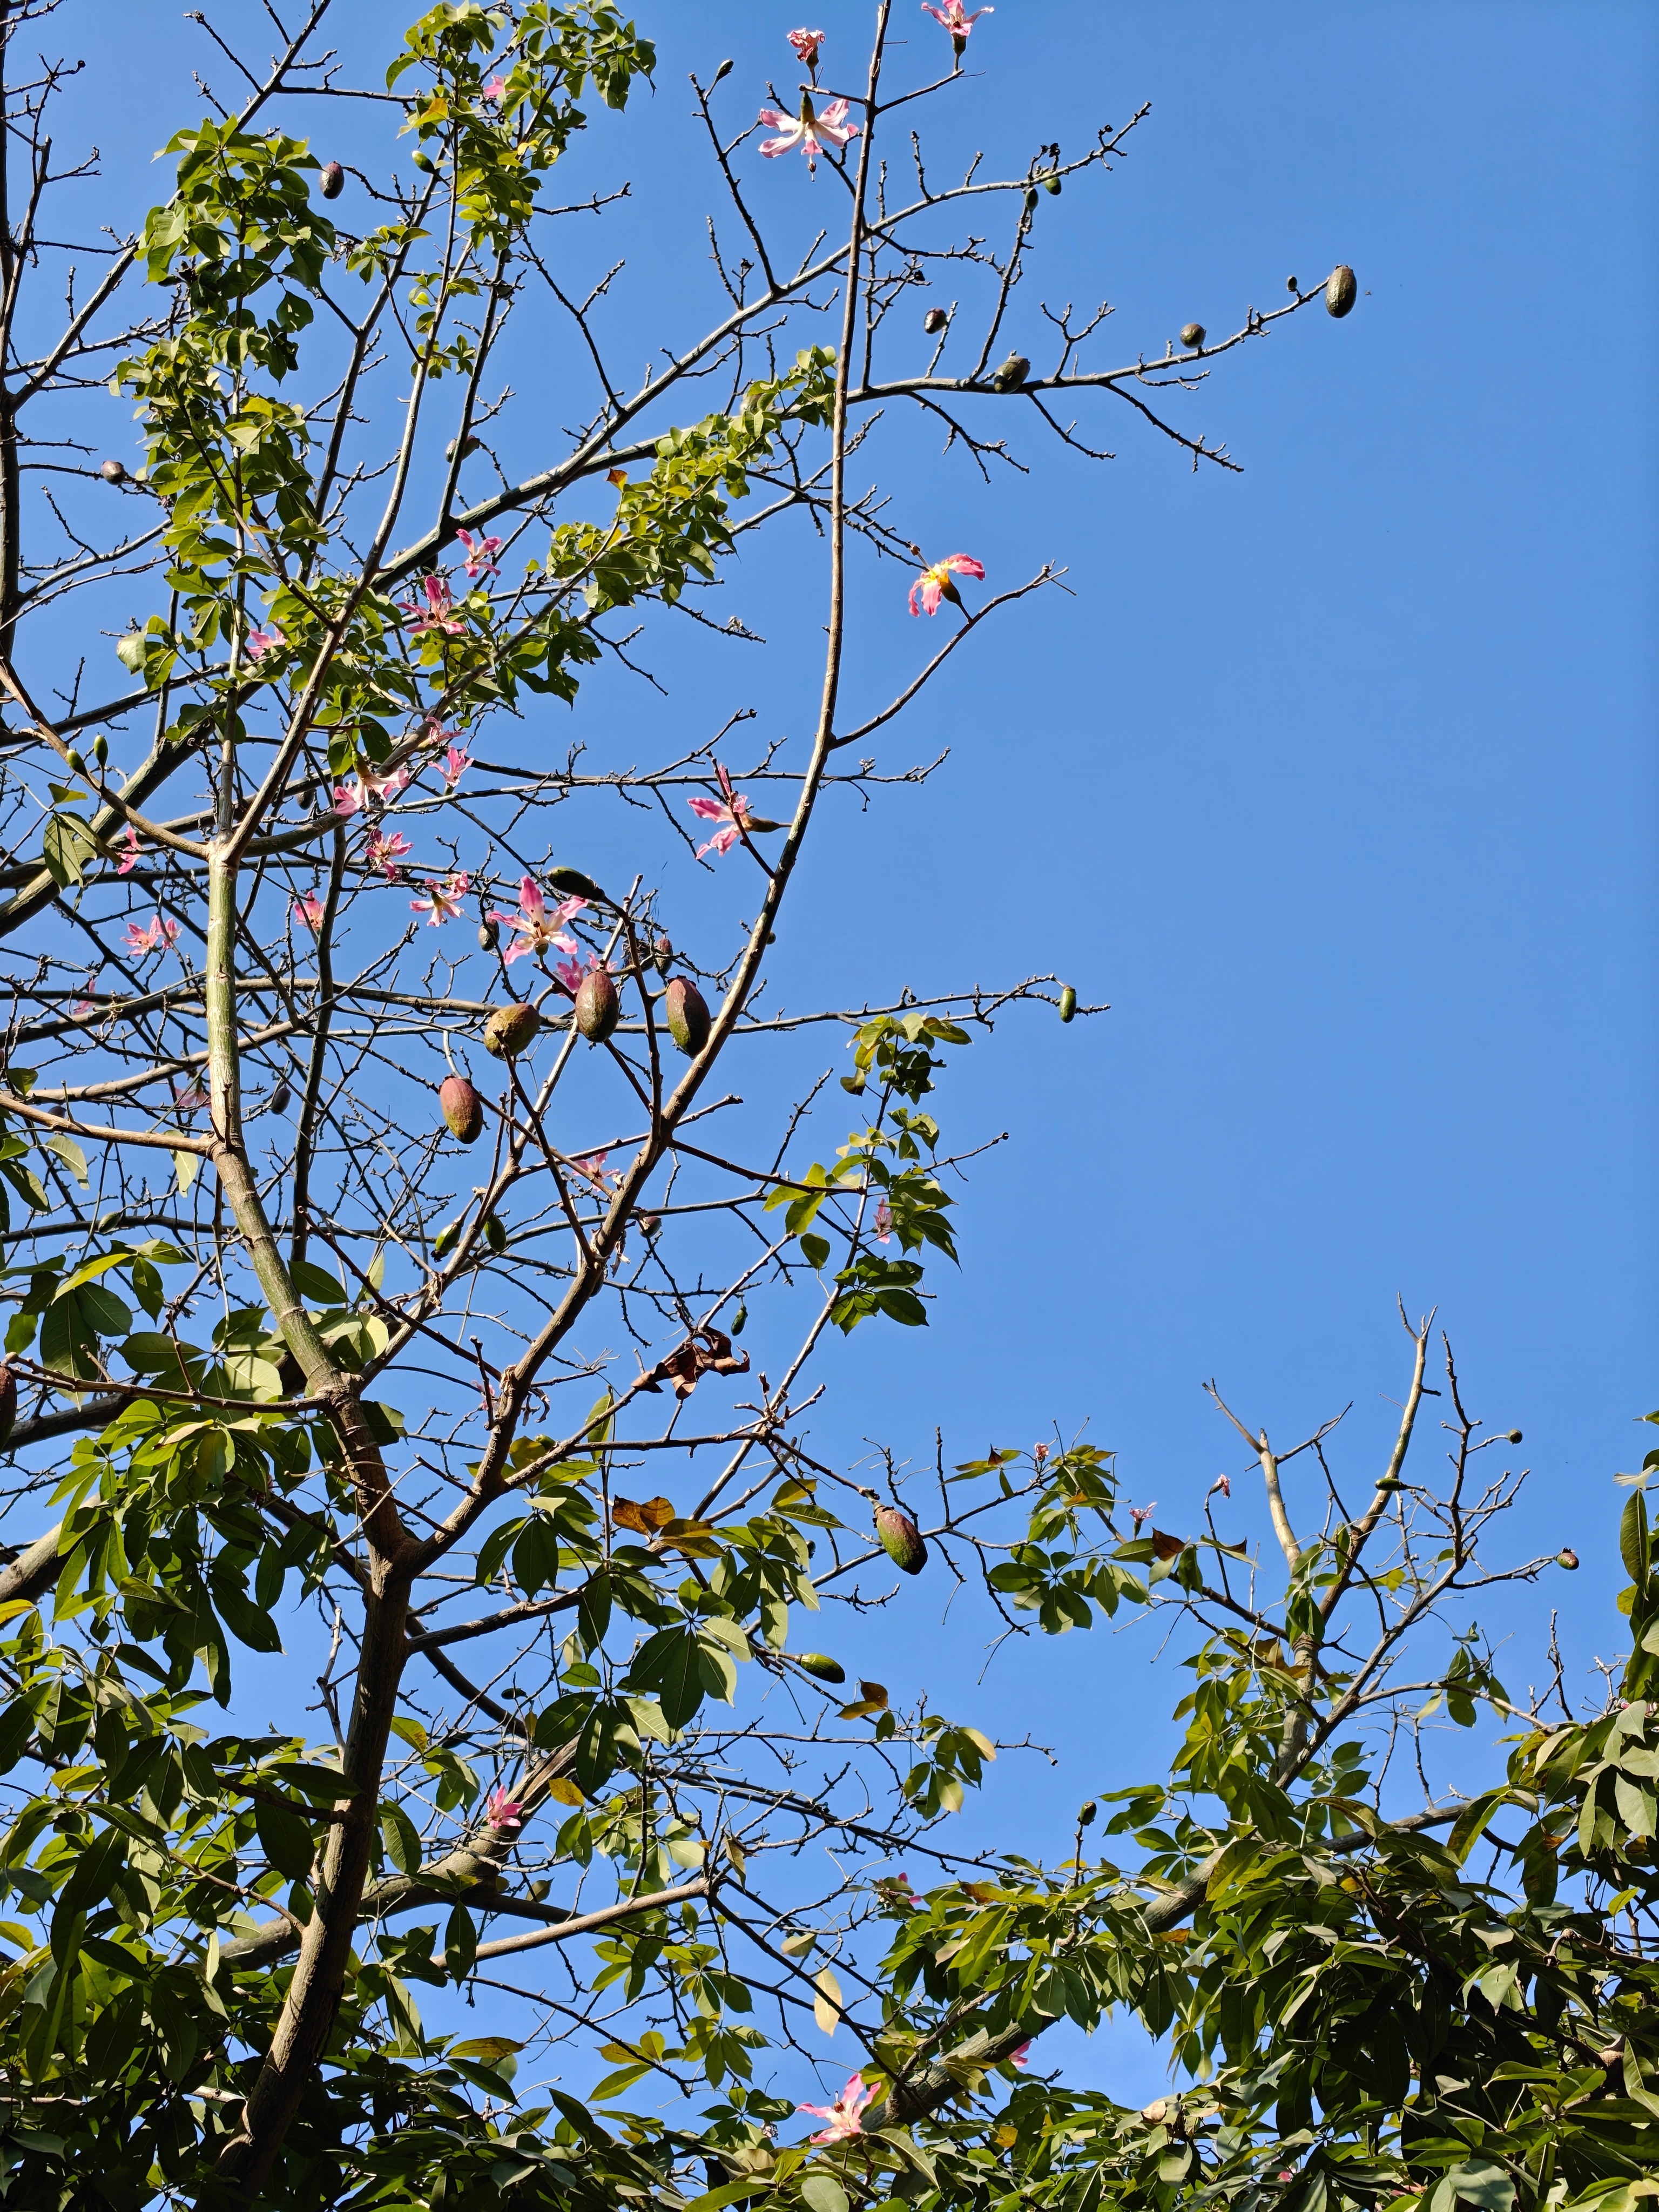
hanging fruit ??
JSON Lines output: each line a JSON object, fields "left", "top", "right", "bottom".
{"left": 483, "top": 1002, "right": 539, "bottom": 1058}
{"left": 873, "top": 1502, "right": 927, "bottom": 1575}
{"left": 923, "top": 305, "right": 948, "bottom": 334}
{"left": 1179, "top": 322, "right": 1205, "bottom": 350}
{"left": 795, "top": 1654, "right": 847, "bottom": 1684}
{"left": 439, "top": 1074, "right": 484, "bottom": 1142}
{"left": 319, "top": 160, "right": 345, "bottom": 199}
{"left": 1058, "top": 985, "right": 1076, "bottom": 1023}
{"left": 575, "top": 967, "right": 621, "bottom": 1043}
{"left": 663, "top": 976, "right": 710, "bottom": 1056}
{"left": 1324, "top": 265, "right": 1357, "bottom": 318}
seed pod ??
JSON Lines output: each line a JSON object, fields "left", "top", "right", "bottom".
{"left": 923, "top": 305, "right": 948, "bottom": 334}
{"left": 663, "top": 976, "right": 710, "bottom": 1056}
{"left": 575, "top": 966, "right": 620, "bottom": 1043}
{"left": 433, "top": 1218, "right": 461, "bottom": 1258}
{"left": 712, "top": 57, "right": 733, "bottom": 84}
{"left": 1058, "top": 984, "right": 1077, "bottom": 1023}
{"left": 1507, "top": 1429, "right": 1523, "bottom": 1444}
{"left": 731, "top": 1300, "right": 747, "bottom": 1337}
{"left": 1043, "top": 172, "right": 1062, "bottom": 195}
{"left": 1179, "top": 322, "right": 1205, "bottom": 350}
{"left": 484, "top": 1215, "right": 508, "bottom": 1254}
{"left": 547, "top": 865, "right": 604, "bottom": 903}
{"left": 92, "top": 732, "right": 109, "bottom": 765}
{"left": 873, "top": 1502, "right": 927, "bottom": 1576}
{"left": 100, "top": 458, "right": 127, "bottom": 484}
{"left": 1557, "top": 1548, "right": 1579, "bottom": 1570}
{"left": 439, "top": 1073, "right": 485, "bottom": 1143}
{"left": 1286, "top": 274, "right": 1299, "bottom": 293}
{"left": 320, "top": 160, "right": 345, "bottom": 199}
{"left": 653, "top": 933, "right": 673, "bottom": 976}
{"left": 1078, "top": 1800, "right": 1097, "bottom": 1826}
{"left": 991, "top": 350, "right": 1029, "bottom": 391}
{"left": 795, "top": 1653, "right": 846, "bottom": 1685}
{"left": 1324, "top": 264, "right": 1357, "bottom": 318}
{"left": 478, "top": 919, "right": 500, "bottom": 952}
{"left": 446, "top": 434, "right": 482, "bottom": 461}
{"left": 269, "top": 1081, "right": 291, "bottom": 1116}
{"left": 483, "top": 1001, "right": 539, "bottom": 1058}
{"left": 0, "top": 1367, "right": 15, "bottom": 1447}
{"left": 1023, "top": 186, "right": 1038, "bottom": 214}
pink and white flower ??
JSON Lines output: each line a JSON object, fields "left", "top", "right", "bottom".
{"left": 485, "top": 1786, "right": 523, "bottom": 1830}
{"left": 363, "top": 828, "right": 413, "bottom": 880}
{"left": 873, "top": 1199, "right": 894, "bottom": 1244}
{"left": 786, "top": 27, "right": 825, "bottom": 73}
{"left": 411, "top": 869, "right": 470, "bottom": 927}
{"left": 1009, "top": 2040, "right": 1031, "bottom": 2068}
{"left": 294, "top": 893, "right": 326, "bottom": 930}
{"left": 688, "top": 761, "right": 763, "bottom": 858}
{"left": 245, "top": 623, "right": 285, "bottom": 661}
{"left": 921, "top": 0, "right": 993, "bottom": 58}
{"left": 362, "top": 763, "right": 412, "bottom": 804}
{"left": 798, "top": 2075, "right": 875, "bottom": 2143}
{"left": 438, "top": 743, "right": 471, "bottom": 790}
{"left": 1210, "top": 1473, "right": 1231, "bottom": 1499}
{"left": 404, "top": 574, "right": 467, "bottom": 636}
{"left": 71, "top": 970, "right": 100, "bottom": 1019}
{"left": 124, "top": 914, "right": 178, "bottom": 957}
{"left": 116, "top": 825, "right": 140, "bottom": 876}
{"left": 569, "top": 1150, "right": 622, "bottom": 1193}
{"left": 481, "top": 74, "right": 507, "bottom": 105}
{"left": 332, "top": 778, "right": 365, "bottom": 818}
{"left": 758, "top": 91, "right": 860, "bottom": 170}
{"left": 909, "top": 551, "right": 984, "bottom": 617}
{"left": 1129, "top": 1501, "right": 1157, "bottom": 1531}
{"left": 455, "top": 527, "right": 502, "bottom": 579}
{"left": 491, "top": 875, "right": 587, "bottom": 966}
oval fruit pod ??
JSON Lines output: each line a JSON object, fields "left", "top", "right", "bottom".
{"left": 483, "top": 1001, "right": 539, "bottom": 1058}
{"left": 1058, "top": 984, "right": 1077, "bottom": 1023}
{"left": 439, "top": 1074, "right": 484, "bottom": 1143}
{"left": 1324, "top": 264, "right": 1357, "bottom": 318}
{"left": 794, "top": 1653, "right": 846, "bottom": 1684}
{"left": 923, "top": 305, "right": 948, "bottom": 334}
{"left": 873, "top": 1502, "right": 927, "bottom": 1576}
{"left": 575, "top": 966, "right": 620, "bottom": 1043}
{"left": 1179, "top": 322, "right": 1205, "bottom": 349}
{"left": 319, "top": 160, "right": 345, "bottom": 199}
{"left": 663, "top": 976, "right": 710, "bottom": 1056}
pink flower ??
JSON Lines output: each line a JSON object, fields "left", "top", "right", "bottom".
{"left": 71, "top": 970, "right": 100, "bottom": 1019}
{"left": 439, "top": 744, "right": 471, "bottom": 790}
{"left": 1010, "top": 2040, "right": 1031, "bottom": 2068}
{"left": 798, "top": 2075, "right": 874, "bottom": 2143}
{"left": 1129, "top": 1501, "right": 1156, "bottom": 1531}
{"left": 921, "top": 0, "right": 993, "bottom": 58}
{"left": 1033, "top": 1442, "right": 1048, "bottom": 1466}
{"left": 481, "top": 74, "right": 507, "bottom": 105}
{"left": 362, "top": 763, "right": 412, "bottom": 804}
{"left": 294, "top": 893, "right": 326, "bottom": 930}
{"left": 411, "top": 869, "right": 470, "bottom": 927}
{"left": 116, "top": 825, "right": 140, "bottom": 876}
{"left": 172, "top": 1082, "right": 208, "bottom": 1114}
{"left": 245, "top": 624, "right": 285, "bottom": 661}
{"left": 485, "top": 1786, "right": 523, "bottom": 1830}
{"left": 492, "top": 875, "right": 586, "bottom": 966}
{"left": 1211, "top": 1473, "right": 1232, "bottom": 1499}
{"left": 689, "top": 763, "right": 759, "bottom": 858}
{"left": 569, "top": 1150, "right": 621, "bottom": 1193}
{"left": 364, "top": 828, "right": 413, "bottom": 880}
{"left": 787, "top": 27, "right": 825, "bottom": 72}
{"left": 123, "top": 915, "right": 178, "bottom": 957}
{"left": 404, "top": 574, "right": 467, "bottom": 636}
{"left": 455, "top": 528, "right": 502, "bottom": 579}
{"left": 873, "top": 1199, "right": 893, "bottom": 1245}
{"left": 333, "top": 778, "right": 365, "bottom": 818}
{"left": 758, "top": 92, "right": 859, "bottom": 170}
{"left": 909, "top": 552, "right": 984, "bottom": 617}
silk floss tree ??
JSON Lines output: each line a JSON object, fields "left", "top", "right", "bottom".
{"left": 0, "top": 8, "right": 1640, "bottom": 2212}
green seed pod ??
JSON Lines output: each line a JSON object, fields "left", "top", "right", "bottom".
{"left": 478, "top": 919, "right": 499, "bottom": 952}
{"left": 0, "top": 1367, "right": 15, "bottom": 1447}
{"left": 100, "top": 458, "right": 127, "bottom": 484}
{"left": 1044, "top": 172, "right": 1062, "bottom": 195}
{"left": 712, "top": 57, "right": 733, "bottom": 84}
{"left": 795, "top": 1653, "right": 846, "bottom": 1685}
{"left": 663, "top": 976, "right": 710, "bottom": 1056}
{"left": 731, "top": 1300, "right": 747, "bottom": 1337}
{"left": 1023, "top": 186, "right": 1038, "bottom": 214}
{"left": 1557, "top": 1548, "right": 1579, "bottom": 1570}
{"left": 91, "top": 732, "right": 109, "bottom": 766}
{"left": 483, "top": 1001, "right": 539, "bottom": 1059}
{"left": 439, "top": 1074, "right": 484, "bottom": 1143}
{"left": 1507, "top": 1429, "right": 1523, "bottom": 1444}
{"left": 548, "top": 866, "right": 604, "bottom": 903}
{"left": 1179, "top": 322, "right": 1205, "bottom": 350}
{"left": 484, "top": 1215, "right": 508, "bottom": 1255}
{"left": 411, "top": 147, "right": 436, "bottom": 173}
{"left": 1078, "top": 1800, "right": 1097, "bottom": 1826}
{"left": 991, "top": 350, "right": 1030, "bottom": 392}
{"left": 319, "top": 160, "right": 345, "bottom": 199}
{"left": 873, "top": 1502, "right": 927, "bottom": 1576}
{"left": 1324, "top": 264, "right": 1357, "bottom": 318}
{"left": 1286, "top": 274, "right": 1299, "bottom": 293}
{"left": 1058, "top": 984, "right": 1077, "bottom": 1023}
{"left": 433, "top": 1219, "right": 461, "bottom": 1258}
{"left": 575, "top": 967, "right": 621, "bottom": 1043}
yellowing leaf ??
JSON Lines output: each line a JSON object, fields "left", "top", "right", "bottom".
{"left": 611, "top": 1495, "right": 675, "bottom": 1534}
{"left": 779, "top": 1930, "right": 817, "bottom": 1958}
{"left": 174, "top": 1149, "right": 199, "bottom": 1195}
{"left": 813, "top": 1966, "right": 842, "bottom": 2036}
{"left": 544, "top": 1776, "right": 585, "bottom": 1807}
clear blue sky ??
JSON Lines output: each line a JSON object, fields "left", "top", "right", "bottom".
{"left": 53, "top": 0, "right": 1659, "bottom": 2103}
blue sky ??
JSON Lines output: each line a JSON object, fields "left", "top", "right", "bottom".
{"left": 47, "top": 0, "right": 1659, "bottom": 2106}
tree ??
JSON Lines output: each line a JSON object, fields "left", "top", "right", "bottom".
{"left": 0, "top": 4, "right": 1649, "bottom": 2210}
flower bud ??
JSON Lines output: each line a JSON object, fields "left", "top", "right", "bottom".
{"left": 320, "top": 160, "right": 344, "bottom": 199}
{"left": 1557, "top": 1548, "right": 1579, "bottom": 1570}
{"left": 795, "top": 1653, "right": 846, "bottom": 1684}
{"left": 439, "top": 1073, "right": 485, "bottom": 1142}
{"left": 873, "top": 1502, "right": 927, "bottom": 1576}
{"left": 712, "top": 57, "right": 733, "bottom": 84}
{"left": 1325, "top": 264, "right": 1357, "bottom": 318}
{"left": 1078, "top": 1800, "right": 1096, "bottom": 1825}
{"left": 1179, "top": 322, "right": 1205, "bottom": 350}
{"left": 1507, "top": 1429, "right": 1523, "bottom": 1444}
{"left": 663, "top": 976, "right": 710, "bottom": 1056}
{"left": 92, "top": 733, "right": 108, "bottom": 765}
{"left": 483, "top": 1001, "right": 539, "bottom": 1058}
{"left": 575, "top": 965, "right": 621, "bottom": 1043}
{"left": 1286, "top": 274, "right": 1299, "bottom": 293}
{"left": 0, "top": 1366, "right": 15, "bottom": 1447}
{"left": 923, "top": 306, "right": 948, "bottom": 334}
{"left": 100, "top": 458, "right": 127, "bottom": 484}
{"left": 478, "top": 919, "right": 500, "bottom": 952}
{"left": 548, "top": 865, "right": 604, "bottom": 902}
{"left": 1058, "top": 984, "right": 1076, "bottom": 1023}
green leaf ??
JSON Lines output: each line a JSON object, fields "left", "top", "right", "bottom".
{"left": 255, "top": 1795, "right": 317, "bottom": 1883}
{"left": 799, "top": 2175, "right": 848, "bottom": 2212}
{"left": 290, "top": 1260, "right": 348, "bottom": 1306}
{"left": 380, "top": 1802, "right": 424, "bottom": 1877}
{"left": 41, "top": 1134, "right": 89, "bottom": 1188}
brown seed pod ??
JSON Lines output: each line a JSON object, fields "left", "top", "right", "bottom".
{"left": 483, "top": 1001, "right": 539, "bottom": 1058}
{"left": 795, "top": 1653, "right": 846, "bottom": 1684}
{"left": 873, "top": 1502, "right": 927, "bottom": 1576}
{"left": 478, "top": 918, "right": 500, "bottom": 952}
{"left": 100, "top": 458, "right": 127, "bottom": 484}
{"left": 1325, "top": 264, "right": 1357, "bottom": 318}
{"left": 1557, "top": 1548, "right": 1579, "bottom": 1570}
{"left": 923, "top": 305, "right": 948, "bottom": 334}
{"left": 663, "top": 976, "right": 710, "bottom": 1056}
{"left": 439, "top": 1074, "right": 484, "bottom": 1143}
{"left": 0, "top": 1367, "right": 14, "bottom": 1448}
{"left": 1179, "top": 322, "right": 1205, "bottom": 350}
{"left": 575, "top": 966, "right": 621, "bottom": 1043}
{"left": 319, "top": 160, "right": 345, "bottom": 199}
